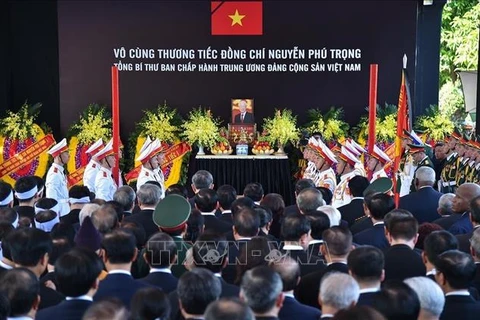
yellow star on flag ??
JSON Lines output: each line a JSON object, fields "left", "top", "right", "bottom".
{"left": 229, "top": 9, "right": 246, "bottom": 26}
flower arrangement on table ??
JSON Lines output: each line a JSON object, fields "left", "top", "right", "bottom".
{"left": 304, "top": 106, "right": 349, "bottom": 145}
{"left": 181, "top": 107, "right": 221, "bottom": 155}
{"left": 414, "top": 105, "right": 454, "bottom": 143}
{"left": 0, "top": 102, "right": 53, "bottom": 186}
{"left": 127, "top": 102, "right": 189, "bottom": 186}
{"left": 67, "top": 104, "right": 112, "bottom": 185}
{"left": 262, "top": 109, "right": 300, "bottom": 155}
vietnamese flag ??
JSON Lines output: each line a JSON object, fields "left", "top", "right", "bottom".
{"left": 211, "top": 1, "right": 263, "bottom": 36}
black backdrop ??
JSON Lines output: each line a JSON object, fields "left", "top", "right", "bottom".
{"left": 0, "top": 0, "right": 447, "bottom": 144}
{"left": 57, "top": 0, "right": 418, "bottom": 139}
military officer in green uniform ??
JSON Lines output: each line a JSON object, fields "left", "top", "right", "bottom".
{"left": 135, "top": 194, "right": 192, "bottom": 278}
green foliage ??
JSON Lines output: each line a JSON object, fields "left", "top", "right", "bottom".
{"left": 414, "top": 105, "right": 454, "bottom": 141}
{"left": 440, "top": 0, "right": 479, "bottom": 85}
{"left": 304, "top": 106, "right": 349, "bottom": 141}
{"left": 351, "top": 103, "right": 397, "bottom": 143}
{"left": 68, "top": 104, "right": 112, "bottom": 144}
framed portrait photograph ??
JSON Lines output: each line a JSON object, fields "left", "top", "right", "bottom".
{"left": 231, "top": 99, "right": 255, "bottom": 124}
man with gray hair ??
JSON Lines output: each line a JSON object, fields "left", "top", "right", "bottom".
{"left": 296, "top": 188, "right": 324, "bottom": 214}
{"left": 318, "top": 272, "right": 360, "bottom": 319}
{"left": 399, "top": 166, "right": 443, "bottom": 224}
{"left": 240, "top": 266, "right": 284, "bottom": 320}
{"left": 113, "top": 185, "right": 136, "bottom": 219}
{"left": 191, "top": 170, "right": 214, "bottom": 194}
{"left": 123, "top": 183, "right": 162, "bottom": 239}
{"left": 437, "top": 193, "right": 455, "bottom": 216}
{"left": 404, "top": 277, "right": 445, "bottom": 320}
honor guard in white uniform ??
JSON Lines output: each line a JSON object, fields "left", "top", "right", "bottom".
{"left": 301, "top": 139, "right": 318, "bottom": 181}
{"left": 136, "top": 139, "right": 166, "bottom": 197}
{"left": 45, "top": 138, "right": 70, "bottom": 216}
{"left": 82, "top": 138, "right": 104, "bottom": 193}
{"left": 344, "top": 140, "right": 367, "bottom": 177}
{"left": 333, "top": 146, "right": 362, "bottom": 208}
{"left": 367, "top": 144, "right": 392, "bottom": 182}
{"left": 94, "top": 139, "right": 117, "bottom": 201}
{"left": 310, "top": 139, "right": 338, "bottom": 194}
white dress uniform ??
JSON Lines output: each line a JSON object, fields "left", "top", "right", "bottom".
{"left": 95, "top": 166, "right": 117, "bottom": 201}
{"left": 93, "top": 139, "right": 117, "bottom": 201}
{"left": 45, "top": 139, "right": 70, "bottom": 216}
{"left": 333, "top": 146, "right": 362, "bottom": 208}
{"left": 136, "top": 139, "right": 166, "bottom": 198}
{"left": 371, "top": 169, "right": 388, "bottom": 182}
{"left": 82, "top": 138, "right": 104, "bottom": 193}
{"left": 332, "top": 171, "right": 357, "bottom": 208}
{"left": 315, "top": 167, "right": 337, "bottom": 194}
{"left": 369, "top": 145, "right": 392, "bottom": 183}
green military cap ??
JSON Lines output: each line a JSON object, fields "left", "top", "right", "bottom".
{"left": 407, "top": 143, "right": 426, "bottom": 154}
{"left": 363, "top": 177, "right": 393, "bottom": 196}
{"left": 153, "top": 194, "right": 191, "bottom": 232}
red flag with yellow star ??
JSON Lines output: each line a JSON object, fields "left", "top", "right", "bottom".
{"left": 211, "top": 1, "right": 263, "bottom": 35}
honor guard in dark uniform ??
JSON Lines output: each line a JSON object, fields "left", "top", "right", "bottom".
{"left": 440, "top": 130, "right": 461, "bottom": 193}
{"left": 408, "top": 143, "right": 434, "bottom": 193}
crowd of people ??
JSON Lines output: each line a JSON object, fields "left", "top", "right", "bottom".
{"left": 0, "top": 130, "right": 479, "bottom": 320}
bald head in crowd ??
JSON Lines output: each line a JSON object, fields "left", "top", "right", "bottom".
{"left": 452, "top": 183, "right": 480, "bottom": 214}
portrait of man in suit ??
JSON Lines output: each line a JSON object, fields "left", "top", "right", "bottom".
{"left": 232, "top": 99, "right": 255, "bottom": 124}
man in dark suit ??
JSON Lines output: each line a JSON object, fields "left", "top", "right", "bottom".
{"left": 138, "top": 232, "right": 178, "bottom": 293}
{"left": 189, "top": 170, "right": 215, "bottom": 207}
{"left": 194, "top": 189, "right": 232, "bottom": 234}
{"left": 448, "top": 183, "right": 480, "bottom": 235}
{"left": 353, "top": 193, "right": 395, "bottom": 250}
{"left": 338, "top": 176, "right": 370, "bottom": 227}
{"left": 456, "top": 195, "right": 480, "bottom": 253}
{"left": 399, "top": 166, "right": 443, "bottom": 224}
{"left": 271, "top": 257, "right": 321, "bottom": 320}
{"left": 217, "top": 184, "right": 236, "bottom": 223}
{"left": 284, "top": 179, "right": 316, "bottom": 216}
{"left": 382, "top": 210, "right": 426, "bottom": 281}
{"left": 8, "top": 228, "right": 64, "bottom": 309}
{"left": 94, "top": 229, "right": 151, "bottom": 307}
{"left": 13, "top": 176, "right": 41, "bottom": 223}
{"left": 177, "top": 268, "right": 222, "bottom": 320}
{"left": 468, "top": 228, "right": 480, "bottom": 294}
{"left": 280, "top": 214, "right": 324, "bottom": 278}
{"left": 222, "top": 208, "right": 260, "bottom": 284}
{"left": 305, "top": 211, "right": 330, "bottom": 255}
{"left": 318, "top": 273, "right": 360, "bottom": 319}
{"left": 240, "top": 266, "right": 284, "bottom": 320}
{"left": 61, "top": 185, "right": 91, "bottom": 226}
{"left": 0, "top": 268, "right": 41, "bottom": 319}
{"left": 123, "top": 183, "right": 162, "bottom": 239}
{"left": 36, "top": 247, "right": 103, "bottom": 320}
{"left": 435, "top": 250, "right": 480, "bottom": 319}
{"left": 169, "top": 233, "right": 240, "bottom": 320}
{"left": 295, "top": 226, "right": 350, "bottom": 309}
{"left": 433, "top": 193, "right": 457, "bottom": 229}
{"left": 234, "top": 100, "right": 255, "bottom": 124}
{"left": 422, "top": 230, "right": 459, "bottom": 280}
{"left": 0, "top": 227, "right": 15, "bottom": 276}
{"left": 347, "top": 246, "right": 384, "bottom": 306}
{"left": 113, "top": 185, "right": 136, "bottom": 221}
